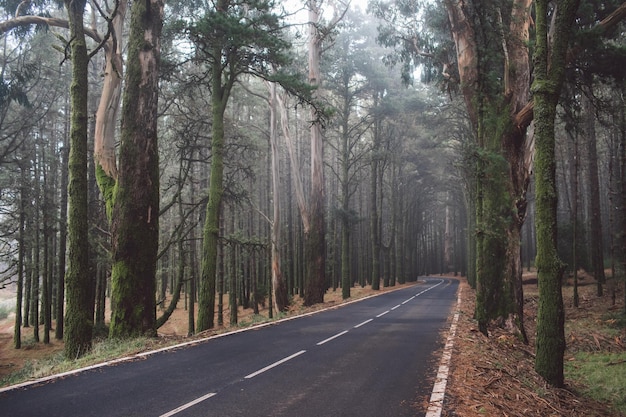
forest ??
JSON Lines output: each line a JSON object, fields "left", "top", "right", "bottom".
{"left": 0, "top": 0, "right": 625, "bottom": 392}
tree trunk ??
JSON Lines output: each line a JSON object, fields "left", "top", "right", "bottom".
{"left": 14, "top": 170, "right": 27, "bottom": 349}
{"left": 445, "top": 0, "right": 533, "bottom": 338}
{"left": 303, "top": 0, "right": 327, "bottom": 306}
{"left": 532, "top": 0, "right": 579, "bottom": 387}
{"left": 229, "top": 211, "right": 238, "bottom": 326}
{"left": 618, "top": 81, "right": 626, "bottom": 315}
{"left": 197, "top": 79, "right": 226, "bottom": 332}
{"left": 94, "top": 0, "right": 127, "bottom": 182}
{"left": 370, "top": 106, "right": 381, "bottom": 291}
{"left": 55, "top": 144, "right": 69, "bottom": 340}
{"left": 268, "top": 82, "right": 289, "bottom": 312}
{"left": 582, "top": 82, "right": 606, "bottom": 295}
{"left": 63, "top": 0, "right": 93, "bottom": 358}
{"left": 109, "top": 0, "right": 163, "bottom": 338}
{"left": 570, "top": 131, "right": 580, "bottom": 307}
{"left": 32, "top": 156, "right": 40, "bottom": 342}
{"left": 340, "top": 99, "right": 351, "bottom": 299}
{"left": 42, "top": 145, "right": 52, "bottom": 344}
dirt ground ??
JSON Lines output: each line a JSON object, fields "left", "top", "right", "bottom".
{"left": 1, "top": 274, "right": 625, "bottom": 416}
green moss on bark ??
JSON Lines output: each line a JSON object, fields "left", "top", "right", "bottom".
{"left": 63, "top": 0, "right": 94, "bottom": 359}
{"left": 108, "top": 0, "right": 161, "bottom": 339}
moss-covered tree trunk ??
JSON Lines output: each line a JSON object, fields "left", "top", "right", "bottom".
{"left": 63, "top": 0, "right": 93, "bottom": 358}
{"left": 197, "top": 63, "right": 227, "bottom": 332}
{"left": 109, "top": 0, "right": 163, "bottom": 339}
{"left": 55, "top": 145, "right": 69, "bottom": 340}
{"left": 474, "top": 143, "right": 515, "bottom": 334}
{"left": 445, "top": 0, "right": 533, "bottom": 338}
{"left": 532, "top": 0, "right": 580, "bottom": 387}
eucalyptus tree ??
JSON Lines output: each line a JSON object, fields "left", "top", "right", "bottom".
{"left": 107, "top": 0, "right": 163, "bottom": 338}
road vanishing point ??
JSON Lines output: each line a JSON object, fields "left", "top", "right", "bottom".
{"left": 0, "top": 277, "right": 459, "bottom": 417}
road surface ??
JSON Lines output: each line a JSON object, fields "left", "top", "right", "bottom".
{"left": 0, "top": 278, "right": 458, "bottom": 417}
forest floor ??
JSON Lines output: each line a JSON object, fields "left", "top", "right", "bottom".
{"left": 1, "top": 272, "right": 625, "bottom": 416}
{"left": 444, "top": 271, "right": 626, "bottom": 416}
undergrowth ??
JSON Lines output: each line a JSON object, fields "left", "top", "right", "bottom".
{"left": 565, "top": 351, "right": 626, "bottom": 415}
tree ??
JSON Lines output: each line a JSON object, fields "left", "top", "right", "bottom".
{"left": 63, "top": 0, "right": 93, "bottom": 358}
{"left": 324, "top": 12, "right": 372, "bottom": 298}
{"left": 372, "top": 0, "right": 533, "bottom": 336}
{"left": 267, "top": 81, "right": 289, "bottom": 311}
{"left": 189, "top": 0, "right": 294, "bottom": 331}
{"left": 532, "top": 0, "right": 580, "bottom": 387}
{"left": 108, "top": 0, "right": 163, "bottom": 338}
{"left": 581, "top": 82, "right": 606, "bottom": 295}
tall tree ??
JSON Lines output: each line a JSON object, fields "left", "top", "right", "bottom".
{"left": 532, "top": 0, "right": 580, "bottom": 387}
{"left": 267, "top": 81, "right": 289, "bottom": 312}
{"left": 190, "top": 0, "right": 294, "bottom": 330}
{"left": 373, "top": 0, "right": 533, "bottom": 336}
{"left": 303, "top": 0, "right": 330, "bottom": 305}
{"left": 581, "top": 81, "right": 606, "bottom": 295}
{"left": 63, "top": 0, "right": 93, "bottom": 358}
{"left": 55, "top": 144, "right": 69, "bottom": 340}
{"left": 108, "top": 0, "right": 163, "bottom": 338}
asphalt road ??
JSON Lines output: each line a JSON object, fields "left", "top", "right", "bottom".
{"left": 0, "top": 278, "right": 458, "bottom": 417}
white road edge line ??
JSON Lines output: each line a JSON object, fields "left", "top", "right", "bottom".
{"left": 425, "top": 285, "right": 461, "bottom": 417}
{"left": 159, "top": 392, "right": 217, "bottom": 417}
{"left": 244, "top": 350, "right": 307, "bottom": 379}
{"left": 354, "top": 318, "right": 373, "bottom": 328}
{"left": 316, "top": 330, "right": 349, "bottom": 346}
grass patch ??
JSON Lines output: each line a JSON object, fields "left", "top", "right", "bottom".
{"left": 0, "top": 336, "right": 168, "bottom": 388}
{"left": 565, "top": 351, "right": 626, "bottom": 414}
{"left": 238, "top": 314, "right": 271, "bottom": 327}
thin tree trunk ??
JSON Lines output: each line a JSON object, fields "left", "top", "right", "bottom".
{"left": 619, "top": 81, "right": 626, "bottom": 315}
{"left": 55, "top": 144, "right": 69, "bottom": 340}
{"left": 32, "top": 151, "right": 40, "bottom": 342}
{"left": 582, "top": 82, "right": 606, "bottom": 295}
{"left": 571, "top": 131, "right": 580, "bottom": 307}
{"left": 14, "top": 169, "right": 27, "bottom": 349}
{"left": 229, "top": 210, "right": 238, "bottom": 326}
{"left": 370, "top": 115, "right": 380, "bottom": 291}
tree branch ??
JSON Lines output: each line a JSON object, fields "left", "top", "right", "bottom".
{"left": 0, "top": 15, "right": 101, "bottom": 43}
